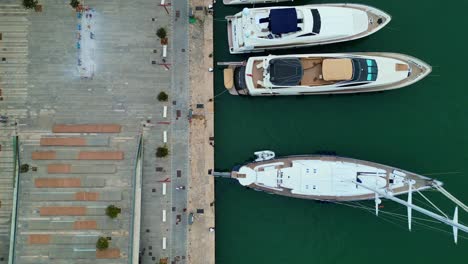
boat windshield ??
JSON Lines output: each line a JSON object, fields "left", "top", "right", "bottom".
{"left": 268, "top": 58, "right": 303, "bottom": 86}
{"left": 351, "top": 58, "right": 378, "bottom": 82}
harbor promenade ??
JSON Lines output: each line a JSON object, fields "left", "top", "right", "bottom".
{"left": 0, "top": 0, "right": 214, "bottom": 263}
{"left": 187, "top": 0, "right": 215, "bottom": 264}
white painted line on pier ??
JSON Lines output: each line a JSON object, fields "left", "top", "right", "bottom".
{"left": 161, "top": 0, "right": 165, "bottom": 5}
{"left": 162, "top": 210, "right": 166, "bottom": 222}
{"left": 162, "top": 183, "right": 166, "bottom": 195}
{"left": 163, "top": 130, "right": 167, "bottom": 143}
{"left": 163, "top": 106, "right": 167, "bottom": 118}
{"left": 163, "top": 45, "right": 167, "bottom": 58}
{"left": 162, "top": 237, "right": 167, "bottom": 249}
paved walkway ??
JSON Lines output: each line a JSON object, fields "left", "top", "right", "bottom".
{"left": 187, "top": 1, "right": 215, "bottom": 264}
{"left": 170, "top": 0, "right": 191, "bottom": 262}
{"left": 0, "top": 0, "right": 172, "bottom": 263}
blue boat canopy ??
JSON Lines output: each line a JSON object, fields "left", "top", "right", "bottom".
{"left": 269, "top": 58, "right": 303, "bottom": 86}
{"left": 269, "top": 8, "right": 299, "bottom": 35}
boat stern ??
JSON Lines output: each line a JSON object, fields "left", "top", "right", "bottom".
{"left": 226, "top": 15, "right": 236, "bottom": 53}
{"left": 227, "top": 12, "right": 256, "bottom": 54}
{"left": 232, "top": 165, "right": 256, "bottom": 186}
{"left": 223, "top": 67, "right": 248, "bottom": 95}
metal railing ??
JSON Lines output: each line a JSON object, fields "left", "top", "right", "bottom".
{"left": 128, "top": 134, "right": 143, "bottom": 264}
{"left": 8, "top": 136, "right": 19, "bottom": 264}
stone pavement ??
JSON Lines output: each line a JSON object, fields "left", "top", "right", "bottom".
{"left": 0, "top": 0, "right": 176, "bottom": 263}
{"left": 0, "top": 2, "right": 29, "bottom": 262}
{"left": 169, "top": 0, "right": 191, "bottom": 263}
{"left": 0, "top": 0, "right": 215, "bottom": 263}
{"left": 14, "top": 125, "right": 137, "bottom": 264}
{"left": 187, "top": 0, "right": 215, "bottom": 264}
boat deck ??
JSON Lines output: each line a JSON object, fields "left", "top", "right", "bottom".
{"left": 243, "top": 155, "right": 432, "bottom": 201}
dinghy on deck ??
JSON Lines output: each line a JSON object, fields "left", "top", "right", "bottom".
{"left": 254, "top": 150, "right": 275, "bottom": 162}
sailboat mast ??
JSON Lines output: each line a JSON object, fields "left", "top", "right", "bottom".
{"left": 353, "top": 181, "right": 468, "bottom": 234}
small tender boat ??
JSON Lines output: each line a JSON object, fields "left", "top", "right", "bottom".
{"left": 226, "top": 4, "right": 390, "bottom": 54}
{"left": 224, "top": 0, "right": 292, "bottom": 5}
{"left": 223, "top": 52, "right": 431, "bottom": 96}
{"left": 230, "top": 154, "right": 468, "bottom": 243}
{"left": 254, "top": 150, "right": 275, "bottom": 162}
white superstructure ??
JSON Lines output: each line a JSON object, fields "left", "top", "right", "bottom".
{"left": 224, "top": 52, "right": 431, "bottom": 96}
{"left": 227, "top": 4, "right": 390, "bottom": 54}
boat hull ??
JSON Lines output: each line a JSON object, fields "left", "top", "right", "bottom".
{"left": 227, "top": 4, "right": 391, "bottom": 54}
{"left": 223, "top": 52, "right": 431, "bottom": 96}
{"left": 232, "top": 155, "right": 439, "bottom": 202}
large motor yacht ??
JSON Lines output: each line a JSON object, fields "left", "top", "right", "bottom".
{"left": 226, "top": 4, "right": 390, "bottom": 54}
{"left": 223, "top": 53, "right": 431, "bottom": 96}
{"left": 223, "top": 0, "right": 292, "bottom": 5}
{"left": 232, "top": 155, "right": 440, "bottom": 202}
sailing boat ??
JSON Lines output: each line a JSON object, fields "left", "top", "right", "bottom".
{"left": 229, "top": 153, "right": 468, "bottom": 243}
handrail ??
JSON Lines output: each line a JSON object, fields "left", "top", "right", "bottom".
{"left": 8, "top": 136, "right": 20, "bottom": 264}
{"left": 129, "top": 134, "right": 143, "bottom": 264}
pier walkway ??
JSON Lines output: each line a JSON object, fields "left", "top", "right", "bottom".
{"left": 188, "top": 0, "right": 215, "bottom": 264}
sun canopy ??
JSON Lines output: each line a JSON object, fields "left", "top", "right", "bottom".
{"left": 269, "top": 58, "right": 303, "bottom": 86}
{"left": 269, "top": 8, "right": 298, "bottom": 35}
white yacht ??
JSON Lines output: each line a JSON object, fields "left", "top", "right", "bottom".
{"left": 224, "top": 0, "right": 292, "bottom": 5}
{"left": 227, "top": 4, "right": 390, "bottom": 54}
{"left": 223, "top": 52, "right": 431, "bottom": 96}
{"left": 230, "top": 153, "right": 468, "bottom": 243}
{"left": 232, "top": 155, "right": 440, "bottom": 201}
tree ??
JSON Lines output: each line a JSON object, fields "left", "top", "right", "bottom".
{"left": 156, "top": 146, "right": 169, "bottom": 158}
{"left": 20, "top": 164, "right": 29, "bottom": 173}
{"left": 156, "top": 27, "right": 167, "bottom": 40}
{"left": 157, "top": 92, "right": 168, "bottom": 102}
{"left": 22, "top": 0, "right": 38, "bottom": 9}
{"left": 70, "top": 0, "right": 80, "bottom": 8}
{"left": 96, "top": 237, "right": 109, "bottom": 250}
{"left": 106, "top": 205, "right": 121, "bottom": 219}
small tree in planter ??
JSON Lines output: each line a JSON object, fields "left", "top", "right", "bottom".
{"left": 156, "top": 146, "right": 169, "bottom": 158}
{"left": 157, "top": 92, "right": 168, "bottom": 102}
{"left": 96, "top": 237, "right": 109, "bottom": 250}
{"left": 22, "top": 0, "right": 38, "bottom": 9}
{"left": 20, "top": 164, "right": 30, "bottom": 173}
{"left": 156, "top": 27, "right": 168, "bottom": 45}
{"left": 70, "top": 0, "right": 80, "bottom": 9}
{"left": 106, "top": 205, "right": 121, "bottom": 219}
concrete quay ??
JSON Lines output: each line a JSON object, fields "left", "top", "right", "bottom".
{"left": 187, "top": 0, "right": 215, "bottom": 263}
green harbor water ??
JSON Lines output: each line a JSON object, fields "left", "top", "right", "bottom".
{"left": 213, "top": 0, "right": 468, "bottom": 263}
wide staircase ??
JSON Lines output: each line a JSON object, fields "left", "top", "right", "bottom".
{"left": 0, "top": 3, "right": 29, "bottom": 262}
